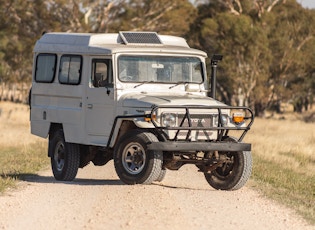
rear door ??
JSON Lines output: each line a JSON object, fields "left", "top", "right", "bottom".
{"left": 86, "top": 57, "right": 115, "bottom": 146}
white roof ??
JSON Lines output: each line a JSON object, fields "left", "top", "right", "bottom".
{"left": 33, "top": 32, "right": 207, "bottom": 57}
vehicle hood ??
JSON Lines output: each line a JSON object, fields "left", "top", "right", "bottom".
{"left": 120, "top": 92, "right": 226, "bottom": 108}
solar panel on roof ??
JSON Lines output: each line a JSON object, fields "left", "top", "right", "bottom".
{"left": 119, "top": 31, "right": 162, "bottom": 45}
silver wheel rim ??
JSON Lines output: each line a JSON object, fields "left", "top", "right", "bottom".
{"left": 54, "top": 141, "right": 65, "bottom": 172}
{"left": 122, "top": 142, "right": 146, "bottom": 175}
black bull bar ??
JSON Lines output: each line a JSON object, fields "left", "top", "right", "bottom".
{"left": 148, "top": 105, "right": 254, "bottom": 152}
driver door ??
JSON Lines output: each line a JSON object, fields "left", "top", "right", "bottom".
{"left": 86, "top": 57, "right": 115, "bottom": 145}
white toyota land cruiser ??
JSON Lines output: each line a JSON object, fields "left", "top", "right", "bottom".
{"left": 30, "top": 31, "right": 254, "bottom": 190}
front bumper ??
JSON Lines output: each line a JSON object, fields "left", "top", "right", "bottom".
{"left": 147, "top": 141, "right": 251, "bottom": 152}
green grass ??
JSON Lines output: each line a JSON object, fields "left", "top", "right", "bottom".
{"left": 250, "top": 153, "right": 315, "bottom": 224}
{"left": 0, "top": 141, "right": 49, "bottom": 193}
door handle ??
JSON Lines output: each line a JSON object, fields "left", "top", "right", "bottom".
{"left": 87, "top": 104, "right": 93, "bottom": 109}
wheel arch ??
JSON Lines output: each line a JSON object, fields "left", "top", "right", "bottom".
{"left": 109, "top": 120, "right": 138, "bottom": 148}
{"left": 108, "top": 116, "right": 161, "bottom": 148}
{"left": 49, "top": 123, "right": 63, "bottom": 136}
{"left": 48, "top": 123, "right": 63, "bottom": 157}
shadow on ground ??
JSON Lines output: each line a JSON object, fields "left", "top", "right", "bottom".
{"left": 0, "top": 173, "right": 124, "bottom": 186}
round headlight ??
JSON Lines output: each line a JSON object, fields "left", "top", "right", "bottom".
{"left": 221, "top": 115, "right": 228, "bottom": 126}
{"left": 214, "top": 114, "right": 229, "bottom": 126}
{"left": 161, "top": 113, "right": 176, "bottom": 127}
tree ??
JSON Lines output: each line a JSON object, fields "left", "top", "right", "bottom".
{"left": 188, "top": 0, "right": 315, "bottom": 116}
{"left": 83, "top": 0, "right": 196, "bottom": 35}
{"left": 0, "top": 0, "right": 196, "bottom": 85}
{"left": 189, "top": 1, "right": 272, "bottom": 112}
{"left": 0, "top": 0, "right": 88, "bottom": 84}
{"left": 266, "top": 1, "right": 315, "bottom": 112}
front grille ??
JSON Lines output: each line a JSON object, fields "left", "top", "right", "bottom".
{"left": 176, "top": 114, "right": 216, "bottom": 139}
{"left": 178, "top": 114, "right": 213, "bottom": 128}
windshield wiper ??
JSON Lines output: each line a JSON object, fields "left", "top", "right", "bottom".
{"left": 134, "top": 81, "right": 155, "bottom": 88}
{"left": 169, "top": 81, "right": 190, "bottom": 89}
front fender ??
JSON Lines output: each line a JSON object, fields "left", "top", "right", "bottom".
{"left": 107, "top": 115, "right": 155, "bottom": 148}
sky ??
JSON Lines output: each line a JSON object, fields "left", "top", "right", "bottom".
{"left": 298, "top": 0, "right": 315, "bottom": 9}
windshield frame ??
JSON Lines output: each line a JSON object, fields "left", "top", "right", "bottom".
{"left": 117, "top": 54, "right": 205, "bottom": 84}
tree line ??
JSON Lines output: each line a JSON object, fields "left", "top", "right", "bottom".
{"left": 0, "top": 0, "right": 314, "bottom": 116}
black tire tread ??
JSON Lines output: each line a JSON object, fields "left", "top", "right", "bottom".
{"left": 230, "top": 151, "right": 252, "bottom": 190}
{"left": 63, "top": 142, "right": 80, "bottom": 181}
{"left": 50, "top": 129, "right": 80, "bottom": 181}
{"left": 155, "top": 169, "right": 166, "bottom": 182}
{"left": 141, "top": 132, "right": 163, "bottom": 184}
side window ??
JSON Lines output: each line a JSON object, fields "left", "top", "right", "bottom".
{"left": 91, "top": 59, "right": 113, "bottom": 88}
{"left": 59, "top": 55, "right": 82, "bottom": 85}
{"left": 35, "top": 54, "right": 56, "bottom": 83}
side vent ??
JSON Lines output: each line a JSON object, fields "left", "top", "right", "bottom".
{"left": 119, "top": 31, "right": 162, "bottom": 45}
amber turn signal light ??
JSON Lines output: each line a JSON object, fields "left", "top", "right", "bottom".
{"left": 232, "top": 112, "right": 245, "bottom": 124}
{"left": 145, "top": 114, "right": 156, "bottom": 122}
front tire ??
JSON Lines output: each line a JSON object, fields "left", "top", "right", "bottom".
{"left": 114, "top": 130, "right": 163, "bottom": 185}
{"left": 204, "top": 138, "right": 252, "bottom": 191}
{"left": 155, "top": 169, "right": 166, "bottom": 182}
{"left": 49, "top": 129, "right": 80, "bottom": 181}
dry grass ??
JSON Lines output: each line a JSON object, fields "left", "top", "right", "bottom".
{"left": 245, "top": 117, "right": 315, "bottom": 176}
{"left": 0, "top": 101, "right": 48, "bottom": 193}
{"left": 0, "top": 101, "right": 43, "bottom": 146}
{"left": 244, "top": 116, "right": 315, "bottom": 224}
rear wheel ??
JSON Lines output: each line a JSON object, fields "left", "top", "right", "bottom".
{"left": 204, "top": 138, "right": 252, "bottom": 191}
{"left": 114, "top": 130, "right": 163, "bottom": 185}
{"left": 49, "top": 129, "right": 80, "bottom": 181}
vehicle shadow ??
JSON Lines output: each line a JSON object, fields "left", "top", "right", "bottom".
{"left": 1, "top": 173, "right": 124, "bottom": 186}
{"left": 153, "top": 182, "right": 213, "bottom": 191}
{"left": 2, "top": 173, "right": 212, "bottom": 190}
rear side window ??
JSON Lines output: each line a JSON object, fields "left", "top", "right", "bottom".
{"left": 35, "top": 54, "right": 57, "bottom": 83}
{"left": 59, "top": 55, "right": 82, "bottom": 85}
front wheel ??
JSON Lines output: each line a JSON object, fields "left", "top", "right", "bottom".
{"left": 49, "top": 129, "right": 80, "bottom": 181}
{"left": 114, "top": 130, "right": 163, "bottom": 185}
{"left": 204, "top": 138, "right": 252, "bottom": 190}
{"left": 155, "top": 169, "right": 166, "bottom": 182}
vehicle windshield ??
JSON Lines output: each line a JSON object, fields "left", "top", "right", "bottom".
{"left": 118, "top": 56, "right": 203, "bottom": 83}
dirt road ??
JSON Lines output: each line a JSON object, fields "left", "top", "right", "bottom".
{"left": 0, "top": 162, "right": 313, "bottom": 230}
